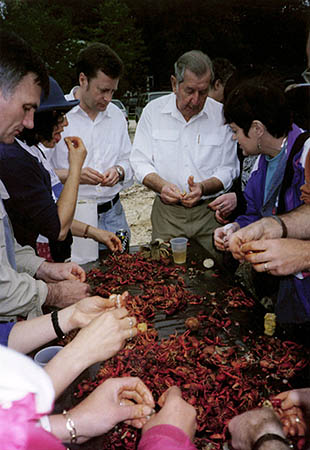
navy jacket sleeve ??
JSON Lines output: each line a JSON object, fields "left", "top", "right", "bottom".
{"left": 0, "top": 322, "right": 15, "bottom": 346}
{"left": 0, "top": 142, "right": 61, "bottom": 247}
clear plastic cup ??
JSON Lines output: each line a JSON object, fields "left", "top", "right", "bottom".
{"left": 170, "top": 237, "right": 188, "bottom": 264}
{"left": 34, "top": 345, "right": 63, "bottom": 367}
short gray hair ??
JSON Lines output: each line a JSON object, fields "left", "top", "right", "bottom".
{"left": 174, "top": 50, "right": 214, "bottom": 84}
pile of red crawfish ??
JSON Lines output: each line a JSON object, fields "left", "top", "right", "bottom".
{"left": 73, "top": 252, "right": 310, "bottom": 449}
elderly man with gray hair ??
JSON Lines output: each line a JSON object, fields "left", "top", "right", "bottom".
{"left": 130, "top": 50, "right": 239, "bottom": 263}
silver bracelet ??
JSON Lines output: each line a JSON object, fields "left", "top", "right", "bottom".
{"left": 62, "top": 410, "right": 78, "bottom": 444}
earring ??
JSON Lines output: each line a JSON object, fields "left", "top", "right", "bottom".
{"left": 257, "top": 139, "right": 262, "bottom": 152}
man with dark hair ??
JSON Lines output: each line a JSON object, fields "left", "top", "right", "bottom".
{"left": 51, "top": 43, "right": 133, "bottom": 249}
{"left": 0, "top": 30, "right": 91, "bottom": 320}
{"left": 208, "top": 57, "right": 236, "bottom": 103}
{"left": 131, "top": 50, "right": 238, "bottom": 263}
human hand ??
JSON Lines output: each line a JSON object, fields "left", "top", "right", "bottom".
{"left": 214, "top": 209, "right": 230, "bottom": 225}
{"left": 273, "top": 389, "right": 310, "bottom": 437}
{"left": 300, "top": 183, "right": 310, "bottom": 204}
{"left": 63, "top": 291, "right": 129, "bottom": 330}
{"left": 209, "top": 193, "right": 237, "bottom": 218}
{"left": 45, "top": 280, "right": 91, "bottom": 308}
{"left": 65, "top": 136, "right": 87, "bottom": 169}
{"left": 100, "top": 167, "right": 120, "bottom": 187}
{"left": 180, "top": 175, "right": 203, "bottom": 207}
{"left": 214, "top": 223, "right": 239, "bottom": 251}
{"left": 69, "top": 377, "right": 155, "bottom": 442}
{"left": 66, "top": 307, "right": 137, "bottom": 367}
{"left": 228, "top": 408, "right": 285, "bottom": 450}
{"left": 89, "top": 227, "right": 122, "bottom": 252}
{"left": 36, "top": 261, "right": 86, "bottom": 283}
{"left": 160, "top": 183, "right": 183, "bottom": 205}
{"left": 142, "top": 386, "right": 197, "bottom": 441}
{"left": 229, "top": 217, "right": 285, "bottom": 261}
{"left": 241, "top": 238, "right": 310, "bottom": 276}
{"left": 80, "top": 167, "right": 105, "bottom": 185}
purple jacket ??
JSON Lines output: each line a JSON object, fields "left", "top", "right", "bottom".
{"left": 138, "top": 425, "right": 197, "bottom": 450}
{"left": 236, "top": 124, "right": 305, "bottom": 228}
{"left": 236, "top": 124, "right": 310, "bottom": 323}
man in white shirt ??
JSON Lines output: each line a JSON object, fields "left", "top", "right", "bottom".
{"left": 50, "top": 43, "right": 133, "bottom": 248}
{"left": 130, "top": 50, "right": 239, "bottom": 263}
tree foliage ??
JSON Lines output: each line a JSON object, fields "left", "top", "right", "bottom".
{"left": 0, "top": 0, "right": 309, "bottom": 94}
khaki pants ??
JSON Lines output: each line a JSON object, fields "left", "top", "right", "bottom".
{"left": 151, "top": 196, "right": 224, "bottom": 265}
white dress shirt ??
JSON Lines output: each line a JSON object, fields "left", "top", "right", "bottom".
{"left": 130, "top": 93, "right": 239, "bottom": 198}
{"left": 50, "top": 87, "right": 133, "bottom": 203}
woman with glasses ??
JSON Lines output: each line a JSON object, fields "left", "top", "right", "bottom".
{"left": 0, "top": 77, "right": 122, "bottom": 262}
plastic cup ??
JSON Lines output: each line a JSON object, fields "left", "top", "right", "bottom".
{"left": 34, "top": 345, "right": 63, "bottom": 367}
{"left": 170, "top": 237, "right": 188, "bottom": 264}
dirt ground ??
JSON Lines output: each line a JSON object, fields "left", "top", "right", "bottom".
{"left": 120, "top": 182, "right": 155, "bottom": 246}
{"left": 120, "top": 120, "right": 155, "bottom": 246}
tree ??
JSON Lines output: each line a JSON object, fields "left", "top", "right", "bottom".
{"left": 84, "top": 0, "right": 148, "bottom": 94}
{"left": 0, "top": 0, "right": 84, "bottom": 91}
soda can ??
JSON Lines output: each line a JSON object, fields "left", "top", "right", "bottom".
{"left": 116, "top": 229, "right": 130, "bottom": 253}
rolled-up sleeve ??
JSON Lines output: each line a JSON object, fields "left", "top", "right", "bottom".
{"left": 0, "top": 251, "right": 47, "bottom": 320}
{"left": 0, "top": 220, "right": 47, "bottom": 320}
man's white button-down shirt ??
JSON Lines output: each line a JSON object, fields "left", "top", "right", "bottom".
{"left": 130, "top": 93, "right": 239, "bottom": 198}
{"left": 50, "top": 87, "right": 133, "bottom": 203}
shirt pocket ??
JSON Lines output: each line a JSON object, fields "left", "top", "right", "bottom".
{"left": 152, "top": 129, "right": 179, "bottom": 163}
{"left": 195, "top": 127, "right": 227, "bottom": 169}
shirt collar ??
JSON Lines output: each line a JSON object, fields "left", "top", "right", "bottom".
{"left": 66, "top": 86, "right": 111, "bottom": 119}
{"left": 161, "top": 93, "right": 209, "bottom": 122}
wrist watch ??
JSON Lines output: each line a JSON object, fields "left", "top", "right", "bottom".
{"left": 115, "top": 165, "right": 124, "bottom": 181}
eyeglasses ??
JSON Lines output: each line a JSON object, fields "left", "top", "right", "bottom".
{"left": 52, "top": 110, "right": 67, "bottom": 123}
{"left": 302, "top": 67, "right": 310, "bottom": 83}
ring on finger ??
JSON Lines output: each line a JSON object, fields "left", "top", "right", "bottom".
{"left": 295, "top": 417, "right": 301, "bottom": 423}
{"left": 128, "top": 317, "right": 134, "bottom": 328}
{"left": 264, "top": 263, "right": 268, "bottom": 272}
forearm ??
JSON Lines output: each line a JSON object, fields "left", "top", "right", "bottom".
{"left": 49, "top": 413, "right": 73, "bottom": 443}
{"left": 71, "top": 220, "right": 91, "bottom": 238}
{"left": 280, "top": 204, "right": 310, "bottom": 239}
{"left": 143, "top": 173, "right": 168, "bottom": 194}
{"left": 44, "top": 342, "right": 89, "bottom": 398}
{"left": 72, "top": 220, "right": 108, "bottom": 243}
{"left": 56, "top": 165, "right": 81, "bottom": 240}
{"left": 55, "top": 168, "right": 68, "bottom": 184}
{"left": 253, "top": 205, "right": 310, "bottom": 240}
{"left": 7, "top": 306, "right": 74, "bottom": 354}
{"left": 200, "top": 177, "right": 224, "bottom": 196}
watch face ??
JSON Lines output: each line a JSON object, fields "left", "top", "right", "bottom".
{"left": 116, "top": 166, "right": 123, "bottom": 180}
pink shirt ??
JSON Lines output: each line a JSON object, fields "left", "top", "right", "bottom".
{"left": 138, "top": 425, "right": 197, "bottom": 450}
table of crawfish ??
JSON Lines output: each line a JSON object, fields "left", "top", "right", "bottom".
{"left": 55, "top": 244, "right": 310, "bottom": 450}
